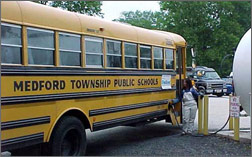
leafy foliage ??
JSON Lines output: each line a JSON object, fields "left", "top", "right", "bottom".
{"left": 33, "top": 1, "right": 49, "bottom": 5}
{"left": 160, "top": 1, "right": 250, "bottom": 77}
{"left": 116, "top": 2, "right": 251, "bottom": 77}
{"left": 33, "top": 1, "right": 103, "bottom": 17}
{"left": 115, "top": 10, "right": 163, "bottom": 30}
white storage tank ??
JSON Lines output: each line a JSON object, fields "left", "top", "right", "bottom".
{"left": 233, "top": 28, "right": 251, "bottom": 115}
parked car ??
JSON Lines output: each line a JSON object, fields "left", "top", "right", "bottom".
{"left": 186, "top": 67, "right": 194, "bottom": 78}
{"left": 188, "top": 66, "right": 227, "bottom": 97}
{"left": 222, "top": 77, "right": 233, "bottom": 95}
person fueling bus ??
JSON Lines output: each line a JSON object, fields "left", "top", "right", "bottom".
{"left": 170, "top": 78, "right": 200, "bottom": 135}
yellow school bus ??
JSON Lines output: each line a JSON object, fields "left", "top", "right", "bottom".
{"left": 1, "top": 1, "right": 186, "bottom": 155}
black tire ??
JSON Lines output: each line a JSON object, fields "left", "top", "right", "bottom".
{"left": 48, "top": 116, "right": 86, "bottom": 156}
{"left": 217, "top": 93, "right": 224, "bottom": 97}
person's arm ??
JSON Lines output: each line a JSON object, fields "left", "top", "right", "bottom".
{"left": 191, "top": 88, "right": 199, "bottom": 100}
{"left": 180, "top": 90, "right": 185, "bottom": 101}
{"left": 171, "top": 91, "right": 184, "bottom": 105}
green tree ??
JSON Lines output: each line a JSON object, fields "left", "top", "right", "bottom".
{"left": 160, "top": 1, "right": 250, "bottom": 77}
{"left": 115, "top": 10, "right": 163, "bottom": 30}
{"left": 33, "top": 1, "right": 49, "bottom": 5}
{"left": 114, "top": 2, "right": 250, "bottom": 77}
{"left": 33, "top": 1, "right": 103, "bottom": 17}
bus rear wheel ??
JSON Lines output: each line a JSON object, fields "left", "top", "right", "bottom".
{"left": 49, "top": 116, "right": 86, "bottom": 156}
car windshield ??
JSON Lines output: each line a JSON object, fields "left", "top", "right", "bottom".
{"left": 202, "top": 71, "right": 221, "bottom": 79}
{"left": 186, "top": 71, "right": 193, "bottom": 77}
{"left": 222, "top": 78, "right": 232, "bottom": 84}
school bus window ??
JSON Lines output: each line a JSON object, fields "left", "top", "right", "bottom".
{"left": 154, "top": 47, "right": 163, "bottom": 69}
{"left": 1, "top": 23, "right": 22, "bottom": 64}
{"left": 59, "top": 32, "right": 81, "bottom": 66}
{"left": 124, "top": 42, "right": 137, "bottom": 68}
{"left": 27, "top": 27, "right": 54, "bottom": 65}
{"left": 85, "top": 36, "right": 103, "bottom": 67}
{"left": 176, "top": 49, "right": 184, "bottom": 72}
{"left": 106, "top": 40, "right": 122, "bottom": 68}
{"left": 165, "top": 48, "right": 174, "bottom": 69}
{"left": 140, "top": 45, "right": 151, "bottom": 69}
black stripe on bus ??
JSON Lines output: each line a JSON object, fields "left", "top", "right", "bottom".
{"left": 1, "top": 116, "right": 50, "bottom": 130}
{"left": 89, "top": 100, "right": 168, "bottom": 116}
{"left": 1, "top": 65, "right": 176, "bottom": 76}
{"left": 1, "top": 132, "right": 44, "bottom": 151}
{"left": 93, "top": 109, "right": 167, "bottom": 131}
{"left": 2, "top": 87, "right": 175, "bottom": 105}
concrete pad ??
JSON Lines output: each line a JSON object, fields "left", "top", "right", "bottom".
{"left": 217, "top": 129, "right": 251, "bottom": 143}
{"left": 193, "top": 96, "right": 251, "bottom": 142}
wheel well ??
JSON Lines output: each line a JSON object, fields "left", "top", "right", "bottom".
{"left": 198, "top": 86, "right": 205, "bottom": 90}
{"left": 60, "top": 109, "right": 91, "bottom": 129}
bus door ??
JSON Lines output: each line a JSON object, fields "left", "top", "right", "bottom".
{"left": 176, "top": 47, "right": 183, "bottom": 97}
{"left": 176, "top": 47, "right": 184, "bottom": 122}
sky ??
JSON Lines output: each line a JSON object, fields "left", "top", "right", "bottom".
{"left": 101, "top": 1, "right": 160, "bottom": 21}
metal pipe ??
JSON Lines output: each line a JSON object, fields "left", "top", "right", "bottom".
{"left": 220, "top": 54, "right": 234, "bottom": 76}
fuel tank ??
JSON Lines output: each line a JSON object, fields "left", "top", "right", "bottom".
{"left": 233, "top": 28, "right": 251, "bottom": 115}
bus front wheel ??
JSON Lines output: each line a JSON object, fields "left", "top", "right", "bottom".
{"left": 49, "top": 116, "right": 86, "bottom": 156}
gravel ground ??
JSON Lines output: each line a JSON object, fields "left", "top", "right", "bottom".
{"left": 86, "top": 122, "right": 251, "bottom": 156}
{"left": 4, "top": 97, "right": 251, "bottom": 156}
{"left": 5, "top": 122, "right": 251, "bottom": 156}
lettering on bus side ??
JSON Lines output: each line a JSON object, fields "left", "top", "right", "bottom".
{"left": 114, "top": 79, "right": 135, "bottom": 87}
{"left": 14, "top": 80, "right": 66, "bottom": 92}
{"left": 70, "top": 79, "right": 111, "bottom": 89}
{"left": 137, "top": 78, "right": 158, "bottom": 86}
{"left": 13, "top": 78, "right": 160, "bottom": 92}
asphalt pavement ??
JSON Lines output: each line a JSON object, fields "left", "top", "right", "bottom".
{"left": 85, "top": 95, "right": 251, "bottom": 156}
{"left": 85, "top": 123, "right": 250, "bottom": 156}
{"left": 2, "top": 96, "right": 251, "bottom": 156}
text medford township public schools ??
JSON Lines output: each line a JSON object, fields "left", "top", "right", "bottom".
{"left": 13, "top": 78, "right": 159, "bottom": 92}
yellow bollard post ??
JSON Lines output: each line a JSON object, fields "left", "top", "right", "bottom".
{"left": 203, "top": 95, "right": 209, "bottom": 135}
{"left": 233, "top": 117, "right": 240, "bottom": 141}
{"left": 198, "top": 96, "right": 203, "bottom": 134}
{"left": 229, "top": 117, "right": 234, "bottom": 130}
{"left": 229, "top": 96, "right": 234, "bottom": 130}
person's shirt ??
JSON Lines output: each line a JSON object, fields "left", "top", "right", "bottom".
{"left": 171, "top": 87, "right": 199, "bottom": 104}
{"left": 181, "top": 87, "right": 199, "bottom": 101}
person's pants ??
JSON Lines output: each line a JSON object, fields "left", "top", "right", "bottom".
{"left": 182, "top": 104, "right": 197, "bottom": 133}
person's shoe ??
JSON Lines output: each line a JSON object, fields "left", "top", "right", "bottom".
{"left": 187, "top": 132, "right": 192, "bottom": 135}
{"left": 180, "top": 132, "right": 186, "bottom": 136}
